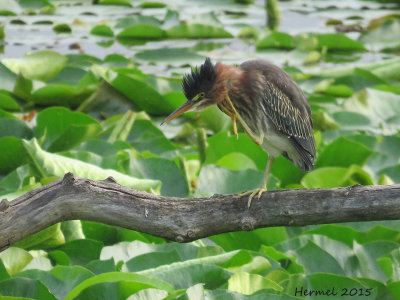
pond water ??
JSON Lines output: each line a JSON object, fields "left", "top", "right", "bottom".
{"left": 1, "top": 0, "right": 399, "bottom": 77}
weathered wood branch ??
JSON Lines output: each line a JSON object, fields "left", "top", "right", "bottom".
{"left": 1, "top": 172, "right": 400, "bottom": 250}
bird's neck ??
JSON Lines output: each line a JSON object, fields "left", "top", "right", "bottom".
{"left": 211, "top": 63, "right": 244, "bottom": 103}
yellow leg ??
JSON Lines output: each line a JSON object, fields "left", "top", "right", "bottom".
{"left": 225, "top": 95, "right": 239, "bottom": 138}
{"left": 239, "top": 157, "right": 274, "bottom": 208}
{"left": 231, "top": 114, "right": 238, "bottom": 138}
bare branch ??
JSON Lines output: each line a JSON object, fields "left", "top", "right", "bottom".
{"left": 1, "top": 172, "right": 400, "bottom": 250}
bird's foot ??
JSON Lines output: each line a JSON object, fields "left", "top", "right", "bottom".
{"left": 238, "top": 188, "right": 267, "bottom": 208}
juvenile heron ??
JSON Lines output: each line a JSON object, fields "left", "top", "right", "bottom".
{"left": 161, "top": 58, "right": 316, "bottom": 207}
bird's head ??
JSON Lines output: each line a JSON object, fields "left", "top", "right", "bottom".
{"left": 161, "top": 57, "right": 217, "bottom": 125}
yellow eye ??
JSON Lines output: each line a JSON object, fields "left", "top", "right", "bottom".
{"left": 199, "top": 92, "right": 205, "bottom": 98}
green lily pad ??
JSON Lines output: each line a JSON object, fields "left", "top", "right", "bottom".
{"left": 53, "top": 23, "right": 72, "bottom": 34}
{"left": 0, "top": 91, "right": 20, "bottom": 110}
{"left": 256, "top": 32, "right": 294, "bottom": 49}
{"left": 2, "top": 50, "right": 67, "bottom": 81}
{"left": 99, "top": 0, "right": 132, "bottom": 6}
{"left": 316, "top": 137, "right": 373, "bottom": 168}
{"left": 108, "top": 73, "right": 173, "bottom": 115}
{"left": 314, "top": 33, "right": 366, "bottom": 51}
{"left": 0, "top": 137, "right": 27, "bottom": 174}
{"left": 22, "top": 139, "right": 161, "bottom": 192}
{"left": 90, "top": 24, "right": 114, "bottom": 37}
{"left": 139, "top": 1, "right": 166, "bottom": 8}
{"left": 302, "top": 165, "right": 374, "bottom": 188}
{"left": 0, "top": 277, "right": 57, "bottom": 300}
{"left": 228, "top": 272, "right": 283, "bottom": 295}
{"left": 35, "top": 107, "right": 102, "bottom": 152}
{"left": 31, "top": 84, "right": 93, "bottom": 107}
{"left": 65, "top": 273, "right": 173, "bottom": 300}
{"left": 129, "top": 157, "right": 188, "bottom": 197}
{"left": 166, "top": 24, "right": 233, "bottom": 39}
{"left": 196, "top": 164, "right": 278, "bottom": 195}
{"left": 117, "top": 24, "right": 166, "bottom": 40}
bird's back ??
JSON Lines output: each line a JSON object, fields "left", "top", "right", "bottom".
{"left": 239, "top": 60, "right": 316, "bottom": 172}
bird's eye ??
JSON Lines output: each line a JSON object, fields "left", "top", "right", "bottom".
{"left": 192, "top": 92, "right": 205, "bottom": 102}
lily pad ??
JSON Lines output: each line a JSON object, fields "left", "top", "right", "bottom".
{"left": 117, "top": 24, "right": 166, "bottom": 40}
{"left": 22, "top": 139, "right": 161, "bottom": 192}
{"left": 2, "top": 50, "right": 67, "bottom": 82}
{"left": 314, "top": 33, "right": 366, "bottom": 51}
{"left": 256, "top": 32, "right": 294, "bottom": 49}
{"left": 166, "top": 24, "right": 233, "bottom": 39}
{"left": 53, "top": 23, "right": 72, "bottom": 34}
{"left": 90, "top": 24, "right": 114, "bottom": 37}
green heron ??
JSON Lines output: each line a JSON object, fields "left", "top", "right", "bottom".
{"left": 161, "top": 58, "right": 315, "bottom": 207}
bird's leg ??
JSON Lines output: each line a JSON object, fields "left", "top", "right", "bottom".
{"left": 217, "top": 102, "right": 235, "bottom": 135}
{"left": 225, "top": 95, "right": 239, "bottom": 139}
{"left": 231, "top": 114, "right": 238, "bottom": 138}
{"left": 239, "top": 157, "right": 274, "bottom": 208}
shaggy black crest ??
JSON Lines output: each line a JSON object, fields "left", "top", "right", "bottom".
{"left": 182, "top": 58, "right": 217, "bottom": 101}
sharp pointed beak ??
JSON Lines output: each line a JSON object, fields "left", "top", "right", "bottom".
{"left": 161, "top": 101, "right": 194, "bottom": 125}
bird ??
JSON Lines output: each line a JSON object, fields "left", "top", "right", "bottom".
{"left": 161, "top": 58, "right": 316, "bottom": 207}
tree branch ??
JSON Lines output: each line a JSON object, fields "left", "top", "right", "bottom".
{"left": 1, "top": 172, "right": 400, "bottom": 250}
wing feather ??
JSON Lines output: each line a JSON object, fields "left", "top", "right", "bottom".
{"left": 262, "top": 80, "right": 315, "bottom": 170}
{"left": 239, "top": 59, "right": 316, "bottom": 171}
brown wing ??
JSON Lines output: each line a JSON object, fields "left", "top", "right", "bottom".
{"left": 240, "top": 60, "right": 316, "bottom": 171}
{"left": 262, "top": 80, "right": 315, "bottom": 171}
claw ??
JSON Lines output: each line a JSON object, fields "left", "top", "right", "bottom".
{"left": 238, "top": 188, "right": 267, "bottom": 208}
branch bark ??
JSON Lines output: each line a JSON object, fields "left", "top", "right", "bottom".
{"left": 1, "top": 172, "right": 400, "bottom": 250}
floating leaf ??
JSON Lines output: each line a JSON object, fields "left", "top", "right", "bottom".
{"left": 31, "top": 84, "right": 93, "bottom": 107}
{"left": 22, "top": 139, "right": 161, "bottom": 192}
{"left": 0, "top": 277, "right": 57, "bottom": 300}
{"left": 0, "top": 247, "right": 33, "bottom": 275}
{"left": 228, "top": 272, "right": 283, "bottom": 295}
{"left": 196, "top": 164, "right": 278, "bottom": 195}
{"left": 15, "top": 224, "right": 65, "bottom": 249}
{"left": 127, "top": 119, "right": 177, "bottom": 155}
{"left": 0, "top": 91, "right": 19, "bottom": 110}
{"left": 58, "top": 239, "right": 103, "bottom": 266}
{"left": 90, "top": 24, "right": 114, "bottom": 37}
{"left": 35, "top": 107, "right": 102, "bottom": 152}
{"left": 314, "top": 33, "right": 366, "bottom": 51}
{"left": 125, "top": 250, "right": 182, "bottom": 272}
{"left": 0, "top": 63, "right": 17, "bottom": 91}
{"left": 302, "top": 165, "right": 373, "bottom": 188}
{"left": 256, "top": 32, "right": 294, "bottom": 49}
{"left": 0, "top": 137, "right": 27, "bottom": 174}
{"left": 2, "top": 50, "right": 66, "bottom": 81}
{"left": 166, "top": 24, "right": 233, "bottom": 39}
{"left": 296, "top": 241, "right": 344, "bottom": 275}
{"left": 108, "top": 73, "right": 172, "bottom": 115}
{"left": 117, "top": 24, "right": 165, "bottom": 40}
{"left": 99, "top": 0, "right": 132, "bottom": 6}
{"left": 65, "top": 273, "right": 173, "bottom": 300}
{"left": 129, "top": 157, "right": 189, "bottom": 197}
{"left": 205, "top": 131, "right": 268, "bottom": 171}
{"left": 53, "top": 23, "right": 72, "bottom": 34}
{"left": 139, "top": 1, "right": 166, "bottom": 8}
{"left": 316, "top": 137, "right": 373, "bottom": 168}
